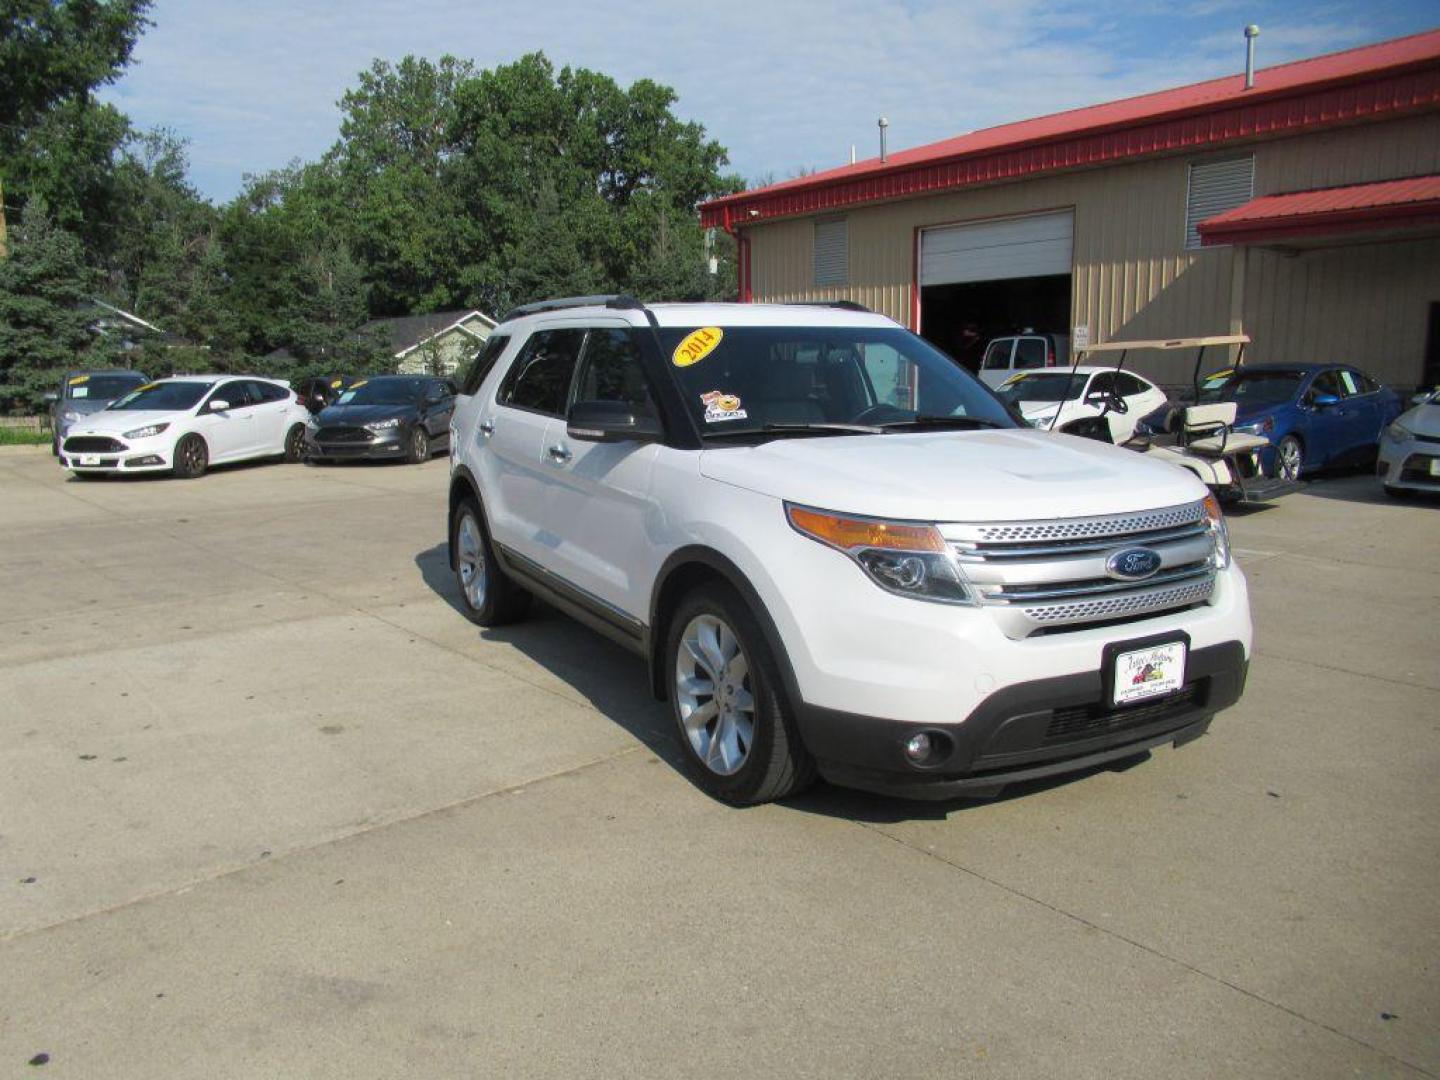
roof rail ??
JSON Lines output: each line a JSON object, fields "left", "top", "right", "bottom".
{"left": 500, "top": 295, "right": 640, "bottom": 322}
{"left": 785, "top": 300, "right": 871, "bottom": 313}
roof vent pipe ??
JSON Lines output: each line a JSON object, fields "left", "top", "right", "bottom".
{"left": 878, "top": 117, "right": 889, "bottom": 163}
{"left": 1244, "top": 24, "right": 1260, "bottom": 89}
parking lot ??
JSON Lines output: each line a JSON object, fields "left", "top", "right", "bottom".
{"left": 1, "top": 446, "right": 1436, "bottom": 1078}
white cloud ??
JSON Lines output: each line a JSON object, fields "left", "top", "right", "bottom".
{"left": 99, "top": 0, "right": 1430, "bottom": 200}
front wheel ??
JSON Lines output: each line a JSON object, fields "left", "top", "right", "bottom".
{"left": 407, "top": 426, "right": 430, "bottom": 464}
{"left": 666, "top": 582, "right": 815, "bottom": 806}
{"left": 283, "top": 423, "right": 306, "bottom": 463}
{"left": 451, "top": 495, "right": 530, "bottom": 625}
{"left": 1274, "top": 435, "right": 1303, "bottom": 481}
{"left": 172, "top": 434, "right": 208, "bottom": 479}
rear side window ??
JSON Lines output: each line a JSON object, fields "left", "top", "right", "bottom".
{"left": 982, "top": 340, "right": 1013, "bottom": 370}
{"left": 1115, "top": 373, "right": 1150, "bottom": 396}
{"left": 574, "top": 329, "right": 652, "bottom": 410}
{"left": 499, "top": 329, "right": 586, "bottom": 415}
{"left": 1014, "top": 338, "right": 1047, "bottom": 369}
{"left": 460, "top": 335, "right": 509, "bottom": 397}
{"left": 253, "top": 381, "right": 288, "bottom": 403}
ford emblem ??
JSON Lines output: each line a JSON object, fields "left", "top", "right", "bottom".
{"left": 1106, "top": 547, "right": 1162, "bottom": 581}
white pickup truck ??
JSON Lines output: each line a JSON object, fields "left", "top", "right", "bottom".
{"left": 447, "top": 298, "right": 1252, "bottom": 804}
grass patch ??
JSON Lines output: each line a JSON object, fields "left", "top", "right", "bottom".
{"left": 0, "top": 427, "right": 50, "bottom": 446}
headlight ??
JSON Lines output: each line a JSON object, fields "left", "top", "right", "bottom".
{"left": 1202, "top": 494, "right": 1231, "bottom": 570}
{"left": 62, "top": 410, "right": 82, "bottom": 423}
{"left": 785, "top": 504, "right": 974, "bottom": 605}
{"left": 1236, "top": 416, "right": 1274, "bottom": 436}
{"left": 123, "top": 422, "right": 170, "bottom": 439}
{"left": 365, "top": 418, "right": 401, "bottom": 431}
{"left": 1385, "top": 419, "right": 1412, "bottom": 442}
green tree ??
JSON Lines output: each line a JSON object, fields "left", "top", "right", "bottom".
{"left": 0, "top": 200, "right": 116, "bottom": 409}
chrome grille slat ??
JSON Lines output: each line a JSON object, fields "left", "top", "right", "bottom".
{"left": 943, "top": 499, "right": 1216, "bottom": 638}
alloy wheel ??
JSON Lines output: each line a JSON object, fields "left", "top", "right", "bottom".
{"left": 456, "top": 510, "right": 487, "bottom": 610}
{"left": 1277, "top": 437, "right": 1302, "bottom": 480}
{"left": 674, "top": 614, "right": 755, "bottom": 776}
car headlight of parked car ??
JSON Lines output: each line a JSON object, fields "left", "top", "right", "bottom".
{"left": 365, "top": 418, "right": 401, "bottom": 431}
{"left": 1234, "top": 416, "right": 1275, "bottom": 436}
{"left": 786, "top": 504, "right": 974, "bottom": 605}
{"left": 1385, "top": 418, "right": 1412, "bottom": 442}
{"left": 1203, "top": 494, "right": 1231, "bottom": 570}
{"left": 123, "top": 422, "right": 170, "bottom": 440}
{"left": 62, "top": 409, "right": 83, "bottom": 423}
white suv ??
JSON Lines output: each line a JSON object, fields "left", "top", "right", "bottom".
{"left": 447, "top": 298, "right": 1252, "bottom": 805}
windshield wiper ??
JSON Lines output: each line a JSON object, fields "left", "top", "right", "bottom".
{"left": 876, "top": 415, "right": 1006, "bottom": 430}
{"left": 705, "top": 422, "right": 884, "bottom": 438}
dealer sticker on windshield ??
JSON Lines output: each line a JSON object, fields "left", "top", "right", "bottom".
{"left": 700, "top": 390, "right": 746, "bottom": 423}
{"left": 673, "top": 327, "right": 723, "bottom": 368}
{"left": 1112, "top": 641, "right": 1186, "bottom": 706}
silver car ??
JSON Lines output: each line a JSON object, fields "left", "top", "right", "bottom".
{"left": 44, "top": 370, "right": 149, "bottom": 455}
{"left": 1377, "top": 388, "right": 1440, "bottom": 497}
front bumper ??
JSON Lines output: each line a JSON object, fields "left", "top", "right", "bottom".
{"left": 1377, "top": 437, "right": 1440, "bottom": 492}
{"left": 59, "top": 435, "right": 172, "bottom": 473}
{"left": 306, "top": 427, "right": 406, "bottom": 459}
{"left": 802, "top": 640, "right": 1247, "bottom": 799}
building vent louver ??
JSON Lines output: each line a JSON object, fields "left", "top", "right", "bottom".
{"left": 1185, "top": 157, "right": 1254, "bottom": 249}
{"left": 813, "top": 217, "right": 849, "bottom": 286}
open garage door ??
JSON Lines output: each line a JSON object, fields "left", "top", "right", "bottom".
{"left": 919, "top": 210, "right": 1073, "bottom": 372}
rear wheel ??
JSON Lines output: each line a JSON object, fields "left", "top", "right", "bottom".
{"left": 1275, "top": 435, "right": 1303, "bottom": 481}
{"left": 283, "top": 423, "right": 306, "bottom": 463}
{"left": 407, "top": 426, "right": 430, "bottom": 464}
{"left": 451, "top": 495, "right": 530, "bottom": 625}
{"left": 172, "top": 434, "right": 208, "bottom": 479}
{"left": 666, "top": 582, "right": 814, "bottom": 806}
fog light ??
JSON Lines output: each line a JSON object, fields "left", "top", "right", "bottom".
{"left": 904, "top": 733, "right": 932, "bottom": 761}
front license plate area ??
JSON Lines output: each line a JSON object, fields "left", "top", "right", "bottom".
{"left": 1112, "top": 641, "right": 1187, "bottom": 706}
{"left": 79, "top": 454, "right": 100, "bottom": 466}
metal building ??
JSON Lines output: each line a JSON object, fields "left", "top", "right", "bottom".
{"left": 700, "top": 31, "right": 1440, "bottom": 391}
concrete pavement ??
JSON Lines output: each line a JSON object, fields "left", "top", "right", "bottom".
{"left": 1, "top": 446, "right": 1436, "bottom": 1077}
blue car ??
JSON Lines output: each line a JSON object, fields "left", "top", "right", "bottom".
{"left": 1139, "top": 363, "right": 1405, "bottom": 480}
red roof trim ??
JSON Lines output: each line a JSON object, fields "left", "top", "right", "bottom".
{"left": 1198, "top": 174, "right": 1440, "bottom": 244}
{"left": 701, "top": 33, "right": 1440, "bottom": 231}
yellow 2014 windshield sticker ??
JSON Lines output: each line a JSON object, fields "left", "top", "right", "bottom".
{"left": 68, "top": 375, "right": 90, "bottom": 385}
{"left": 673, "top": 327, "right": 723, "bottom": 368}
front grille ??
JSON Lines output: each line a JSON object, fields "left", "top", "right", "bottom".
{"left": 63, "top": 436, "right": 126, "bottom": 453}
{"left": 1045, "top": 683, "right": 1201, "bottom": 742}
{"left": 946, "top": 501, "right": 1217, "bottom": 638}
{"left": 316, "top": 426, "right": 374, "bottom": 443}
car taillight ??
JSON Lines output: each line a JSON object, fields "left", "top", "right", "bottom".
{"left": 1047, "top": 348, "right": 1056, "bottom": 366}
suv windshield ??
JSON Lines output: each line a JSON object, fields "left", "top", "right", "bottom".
{"left": 1197, "top": 370, "right": 1305, "bottom": 405}
{"left": 659, "top": 326, "right": 1015, "bottom": 437}
{"left": 108, "top": 381, "right": 210, "bottom": 411}
{"left": 335, "top": 377, "right": 426, "bottom": 406}
{"left": 66, "top": 374, "right": 145, "bottom": 400}
{"left": 993, "top": 371, "right": 1088, "bottom": 404}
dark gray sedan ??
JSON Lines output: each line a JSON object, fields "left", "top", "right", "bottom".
{"left": 304, "top": 376, "right": 456, "bottom": 464}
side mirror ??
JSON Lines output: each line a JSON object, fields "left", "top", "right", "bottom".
{"left": 567, "top": 400, "right": 663, "bottom": 444}
{"left": 1311, "top": 392, "right": 1340, "bottom": 409}
{"left": 43, "top": 391, "right": 60, "bottom": 405}
{"left": 209, "top": 399, "right": 231, "bottom": 412}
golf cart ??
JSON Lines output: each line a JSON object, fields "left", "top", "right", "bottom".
{"left": 1047, "top": 334, "right": 1298, "bottom": 504}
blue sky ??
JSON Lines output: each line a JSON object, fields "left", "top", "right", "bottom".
{"left": 100, "top": 0, "right": 1438, "bottom": 203}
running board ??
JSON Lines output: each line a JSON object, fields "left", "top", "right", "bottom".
{"left": 1237, "top": 475, "right": 1301, "bottom": 502}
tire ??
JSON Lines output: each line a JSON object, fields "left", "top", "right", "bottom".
{"left": 1275, "top": 435, "right": 1303, "bottom": 481}
{"left": 665, "top": 582, "right": 815, "bottom": 806}
{"left": 172, "top": 434, "right": 208, "bottom": 479}
{"left": 450, "top": 495, "right": 530, "bottom": 625}
{"left": 407, "top": 426, "right": 430, "bottom": 464}
{"left": 50, "top": 436, "right": 59, "bottom": 457}
{"left": 283, "top": 423, "right": 306, "bottom": 463}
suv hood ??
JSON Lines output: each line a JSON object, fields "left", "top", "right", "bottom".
{"left": 699, "top": 429, "right": 1209, "bottom": 521}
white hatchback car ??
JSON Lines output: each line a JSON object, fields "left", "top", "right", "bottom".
{"left": 993, "top": 366, "right": 1169, "bottom": 443}
{"left": 59, "top": 375, "right": 311, "bottom": 479}
{"left": 1377, "top": 388, "right": 1440, "bottom": 497}
{"left": 447, "top": 298, "right": 1252, "bottom": 805}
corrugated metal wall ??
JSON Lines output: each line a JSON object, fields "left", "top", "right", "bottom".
{"left": 746, "top": 112, "right": 1440, "bottom": 388}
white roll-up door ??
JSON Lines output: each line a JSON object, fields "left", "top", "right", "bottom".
{"left": 920, "top": 210, "right": 1074, "bottom": 286}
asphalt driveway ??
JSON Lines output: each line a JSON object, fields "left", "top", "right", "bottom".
{"left": 1, "top": 447, "right": 1435, "bottom": 1078}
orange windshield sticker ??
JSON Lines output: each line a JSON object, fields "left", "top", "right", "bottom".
{"left": 672, "top": 327, "right": 724, "bottom": 368}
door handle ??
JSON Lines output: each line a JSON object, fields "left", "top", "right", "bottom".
{"left": 479, "top": 421, "right": 494, "bottom": 436}
{"left": 547, "top": 443, "right": 572, "bottom": 463}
